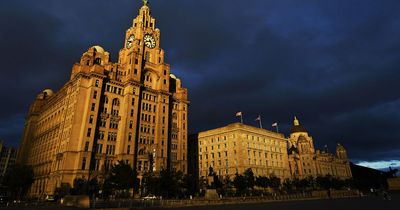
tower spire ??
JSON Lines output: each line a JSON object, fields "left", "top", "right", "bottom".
{"left": 143, "top": 0, "right": 148, "bottom": 6}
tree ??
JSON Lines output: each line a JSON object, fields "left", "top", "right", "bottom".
{"left": 72, "top": 178, "right": 88, "bottom": 195}
{"left": 316, "top": 175, "right": 332, "bottom": 190}
{"left": 256, "top": 176, "right": 270, "bottom": 191}
{"left": 269, "top": 175, "right": 281, "bottom": 190}
{"left": 159, "top": 169, "right": 186, "bottom": 198}
{"left": 1, "top": 164, "right": 34, "bottom": 199}
{"left": 282, "top": 178, "right": 294, "bottom": 193}
{"left": 244, "top": 168, "right": 255, "bottom": 189}
{"left": 233, "top": 173, "right": 246, "bottom": 196}
{"left": 105, "top": 160, "right": 139, "bottom": 197}
{"left": 141, "top": 171, "right": 156, "bottom": 196}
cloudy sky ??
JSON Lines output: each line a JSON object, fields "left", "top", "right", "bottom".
{"left": 1, "top": 0, "right": 399, "bottom": 170}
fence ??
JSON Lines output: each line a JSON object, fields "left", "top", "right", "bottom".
{"left": 90, "top": 191, "right": 360, "bottom": 209}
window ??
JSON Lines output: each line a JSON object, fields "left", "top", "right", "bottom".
{"left": 130, "top": 109, "right": 134, "bottom": 117}
{"left": 84, "top": 141, "right": 89, "bottom": 152}
{"left": 98, "top": 131, "right": 104, "bottom": 139}
{"left": 97, "top": 144, "right": 103, "bottom": 153}
{"left": 100, "top": 119, "right": 106, "bottom": 127}
{"left": 81, "top": 158, "right": 86, "bottom": 170}
{"left": 129, "top": 120, "right": 133, "bottom": 129}
{"left": 128, "top": 132, "right": 132, "bottom": 141}
{"left": 163, "top": 79, "right": 166, "bottom": 85}
{"left": 91, "top": 103, "right": 95, "bottom": 111}
{"left": 89, "top": 115, "right": 94, "bottom": 124}
{"left": 95, "top": 80, "right": 99, "bottom": 87}
{"left": 87, "top": 128, "right": 92, "bottom": 137}
{"left": 93, "top": 91, "right": 97, "bottom": 99}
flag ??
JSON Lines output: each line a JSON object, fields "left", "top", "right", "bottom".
{"left": 272, "top": 122, "right": 278, "bottom": 127}
{"left": 255, "top": 115, "right": 261, "bottom": 121}
{"left": 235, "top": 112, "right": 242, "bottom": 117}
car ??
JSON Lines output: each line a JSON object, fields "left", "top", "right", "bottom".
{"left": 45, "top": 195, "right": 56, "bottom": 202}
{"left": 142, "top": 195, "right": 157, "bottom": 200}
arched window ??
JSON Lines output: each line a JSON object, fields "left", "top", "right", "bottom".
{"left": 139, "top": 149, "right": 145, "bottom": 155}
{"left": 112, "top": 98, "right": 120, "bottom": 106}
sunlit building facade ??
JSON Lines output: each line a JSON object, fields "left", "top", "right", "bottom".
{"left": 193, "top": 118, "right": 352, "bottom": 182}
{"left": 18, "top": 1, "right": 189, "bottom": 197}
{"left": 196, "top": 123, "right": 291, "bottom": 181}
{"left": 287, "top": 117, "right": 352, "bottom": 179}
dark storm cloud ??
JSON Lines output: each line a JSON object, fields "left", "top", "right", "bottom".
{"left": 1, "top": 0, "right": 400, "bottom": 167}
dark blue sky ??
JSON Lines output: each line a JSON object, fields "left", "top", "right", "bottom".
{"left": 1, "top": 0, "right": 400, "bottom": 169}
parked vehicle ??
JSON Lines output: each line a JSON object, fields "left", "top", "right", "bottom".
{"left": 142, "top": 195, "right": 157, "bottom": 200}
{"left": 45, "top": 195, "right": 56, "bottom": 202}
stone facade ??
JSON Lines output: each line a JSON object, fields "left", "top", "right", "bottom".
{"left": 287, "top": 117, "right": 352, "bottom": 179}
{"left": 18, "top": 2, "right": 188, "bottom": 197}
{"left": 193, "top": 118, "right": 352, "bottom": 182}
{"left": 196, "top": 123, "right": 291, "bottom": 181}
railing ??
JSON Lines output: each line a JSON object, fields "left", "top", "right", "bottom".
{"left": 90, "top": 191, "right": 360, "bottom": 209}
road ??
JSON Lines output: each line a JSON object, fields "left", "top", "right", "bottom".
{"left": 0, "top": 194, "right": 397, "bottom": 210}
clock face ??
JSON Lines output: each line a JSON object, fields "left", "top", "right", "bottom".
{"left": 144, "top": 34, "right": 156, "bottom": 49}
{"left": 126, "top": 35, "right": 135, "bottom": 49}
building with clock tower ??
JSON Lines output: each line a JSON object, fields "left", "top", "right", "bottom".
{"left": 18, "top": 0, "right": 189, "bottom": 197}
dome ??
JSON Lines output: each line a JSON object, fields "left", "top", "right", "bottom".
{"left": 42, "top": 89, "right": 54, "bottom": 97}
{"left": 291, "top": 125, "right": 307, "bottom": 133}
{"left": 92, "top": 45, "right": 105, "bottom": 53}
{"left": 298, "top": 135, "right": 308, "bottom": 143}
{"left": 169, "top": 74, "right": 177, "bottom": 79}
{"left": 290, "top": 116, "right": 307, "bottom": 133}
{"left": 336, "top": 143, "right": 346, "bottom": 151}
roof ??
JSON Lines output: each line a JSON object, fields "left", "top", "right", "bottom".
{"left": 291, "top": 124, "right": 307, "bottom": 133}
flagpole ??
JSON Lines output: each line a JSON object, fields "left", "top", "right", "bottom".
{"left": 240, "top": 114, "right": 243, "bottom": 124}
{"left": 276, "top": 124, "right": 279, "bottom": 133}
{"left": 259, "top": 117, "right": 263, "bottom": 129}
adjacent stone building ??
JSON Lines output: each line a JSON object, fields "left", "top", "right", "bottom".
{"left": 191, "top": 117, "right": 352, "bottom": 182}
{"left": 287, "top": 117, "right": 352, "bottom": 179}
{"left": 18, "top": 1, "right": 189, "bottom": 197}
{"left": 195, "top": 123, "right": 291, "bottom": 181}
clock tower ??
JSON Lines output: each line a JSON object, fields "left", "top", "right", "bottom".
{"left": 114, "top": 0, "right": 189, "bottom": 175}
{"left": 18, "top": 0, "right": 189, "bottom": 196}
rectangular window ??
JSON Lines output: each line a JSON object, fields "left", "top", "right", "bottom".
{"left": 130, "top": 109, "right": 134, "bottom": 117}
{"left": 81, "top": 158, "right": 86, "bottom": 170}
{"left": 93, "top": 91, "right": 97, "bottom": 99}
{"left": 84, "top": 141, "right": 89, "bottom": 152}
{"left": 87, "top": 128, "right": 92, "bottom": 137}
{"left": 89, "top": 115, "right": 94, "bottom": 124}
{"left": 98, "top": 144, "right": 103, "bottom": 154}
{"left": 91, "top": 103, "right": 95, "bottom": 111}
{"left": 95, "top": 80, "right": 99, "bottom": 87}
